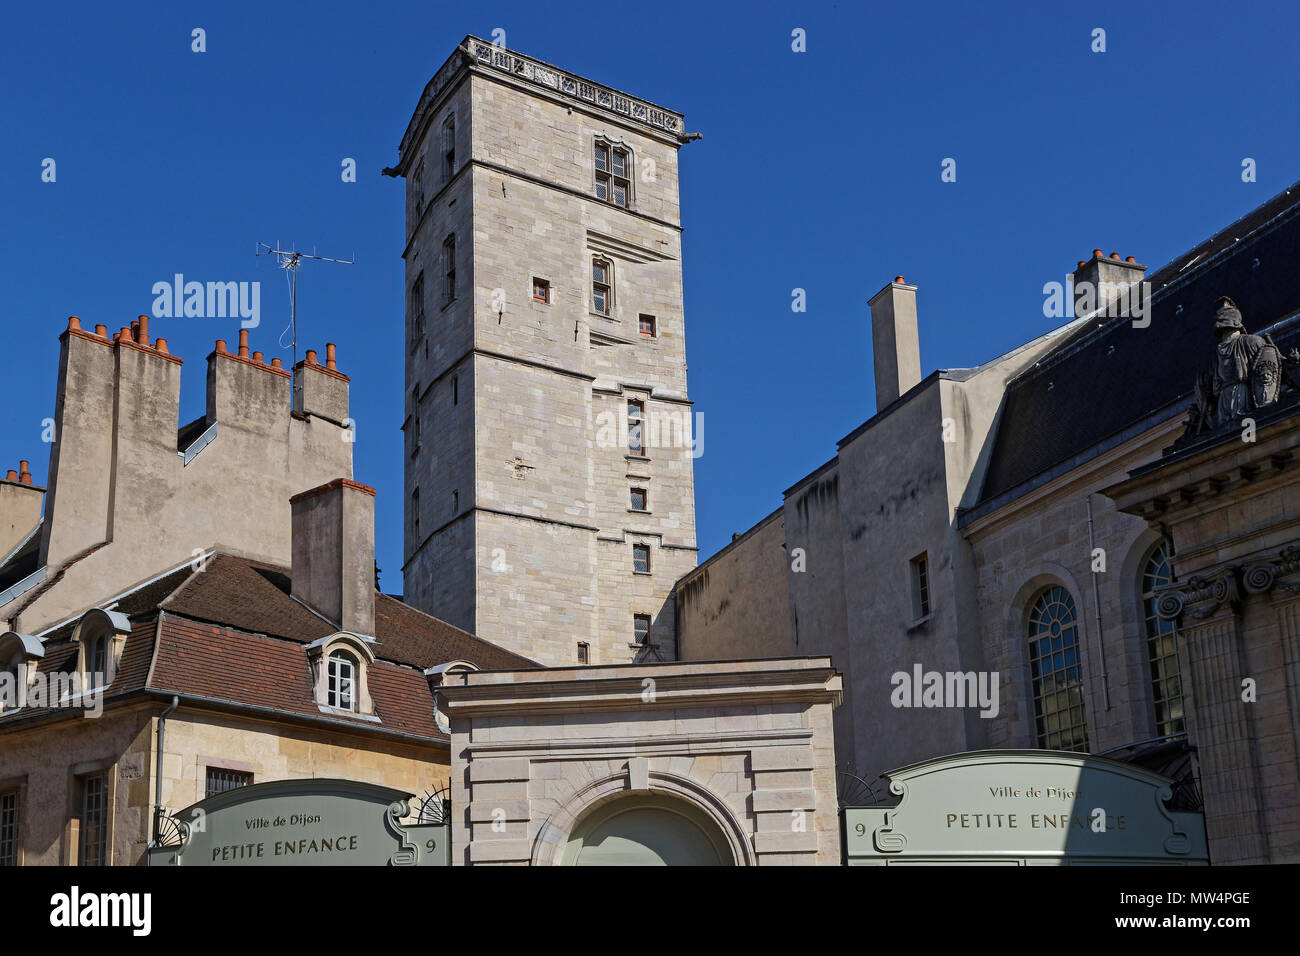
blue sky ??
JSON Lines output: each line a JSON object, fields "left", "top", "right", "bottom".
{"left": 2, "top": 0, "right": 1297, "bottom": 592}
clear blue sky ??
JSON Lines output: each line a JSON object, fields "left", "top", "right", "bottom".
{"left": 2, "top": 0, "right": 1296, "bottom": 592}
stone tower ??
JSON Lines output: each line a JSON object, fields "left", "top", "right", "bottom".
{"left": 387, "top": 37, "right": 698, "bottom": 665}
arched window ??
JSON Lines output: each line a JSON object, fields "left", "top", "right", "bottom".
{"left": 1141, "top": 542, "right": 1184, "bottom": 736}
{"left": 327, "top": 651, "right": 357, "bottom": 712}
{"left": 1028, "top": 585, "right": 1090, "bottom": 752}
{"left": 86, "top": 635, "right": 107, "bottom": 690}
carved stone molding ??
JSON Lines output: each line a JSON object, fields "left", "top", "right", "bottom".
{"left": 1157, "top": 545, "right": 1300, "bottom": 620}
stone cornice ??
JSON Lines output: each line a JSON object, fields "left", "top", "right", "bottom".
{"left": 391, "top": 36, "right": 687, "bottom": 175}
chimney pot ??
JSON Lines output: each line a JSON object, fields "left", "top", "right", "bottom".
{"left": 94, "top": 324, "right": 108, "bottom": 338}
{"left": 271, "top": 357, "right": 283, "bottom": 368}
{"left": 119, "top": 327, "right": 132, "bottom": 342}
{"left": 893, "top": 276, "right": 906, "bottom": 285}
{"left": 215, "top": 339, "right": 227, "bottom": 354}
{"left": 4, "top": 470, "right": 15, "bottom": 482}
{"left": 305, "top": 349, "right": 318, "bottom": 366}
{"left": 325, "top": 343, "right": 337, "bottom": 370}
{"left": 19, "top": 472, "right": 31, "bottom": 485}
{"left": 238, "top": 329, "right": 250, "bottom": 357}
{"left": 136, "top": 314, "right": 149, "bottom": 346}
{"left": 67, "top": 316, "right": 81, "bottom": 333}
{"left": 253, "top": 350, "right": 264, "bottom": 364}
{"left": 1092, "top": 249, "right": 1103, "bottom": 258}
{"left": 1125, "top": 256, "right": 1136, "bottom": 263}
{"left": 155, "top": 338, "right": 169, "bottom": 354}
{"left": 1109, "top": 252, "right": 1121, "bottom": 260}
{"left": 1077, "top": 260, "right": 1087, "bottom": 269}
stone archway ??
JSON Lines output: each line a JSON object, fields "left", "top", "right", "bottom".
{"left": 562, "top": 795, "right": 734, "bottom": 866}
{"left": 531, "top": 770, "right": 755, "bottom": 866}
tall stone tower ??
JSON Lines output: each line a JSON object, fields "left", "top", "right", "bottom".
{"left": 386, "top": 37, "right": 698, "bottom": 666}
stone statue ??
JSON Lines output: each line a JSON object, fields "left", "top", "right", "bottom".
{"left": 1183, "top": 296, "right": 1299, "bottom": 441}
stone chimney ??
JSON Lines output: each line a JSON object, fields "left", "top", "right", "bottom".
{"left": 290, "top": 478, "right": 376, "bottom": 635}
{"left": 293, "top": 343, "right": 350, "bottom": 425}
{"left": 869, "top": 276, "right": 921, "bottom": 411}
{"left": 1072, "top": 250, "right": 1147, "bottom": 319}
{"left": 0, "top": 461, "right": 44, "bottom": 561}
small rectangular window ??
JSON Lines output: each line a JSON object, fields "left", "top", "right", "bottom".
{"left": 0, "top": 791, "right": 18, "bottom": 867}
{"left": 577, "top": 642, "right": 589, "bottom": 665}
{"left": 630, "top": 487, "right": 647, "bottom": 511}
{"left": 638, "top": 314, "right": 656, "bottom": 337}
{"left": 205, "top": 768, "right": 252, "bottom": 799}
{"left": 413, "top": 158, "right": 425, "bottom": 214}
{"left": 910, "top": 553, "right": 931, "bottom": 621}
{"left": 80, "top": 774, "right": 107, "bottom": 867}
{"left": 532, "top": 277, "right": 550, "bottom": 303}
{"left": 633, "top": 614, "right": 651, "bottom": 646}
{"left": 627, "top": 400, "right": 645, "bottom": 457}
{"left": 452, "top": 375, "right": 459, "bottom": 405}
{"left": 633, "top": 543, "right": 651, "bottom": 574}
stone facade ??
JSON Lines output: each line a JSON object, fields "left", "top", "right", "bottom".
{"left": 677, "top": 281, "right": 1069, "bottom": 783}
{"left": 0, "top": 703, "right": 448, "bottom": 866}
{"left": 1106, "top": 403, "right": 1300, "bottom": 864}
{"left": 440, "top": 658, "right": 842, "bottom": 865}
{"left": 393, "top": 37, "right": 698, "bottom": 667}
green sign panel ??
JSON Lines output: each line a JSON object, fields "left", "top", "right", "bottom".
{"left": 844, "top": 750, "right": 1208, "bottom": 865}
{"left": 147, "top": 778, "right": 449, "bottom": 867}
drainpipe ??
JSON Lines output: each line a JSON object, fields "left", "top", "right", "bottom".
{"left": 152, "top": 696, "right": 179, "bottom": 843}
{"left": 1085, "top": 495, "right": 1112, "bottom": 710}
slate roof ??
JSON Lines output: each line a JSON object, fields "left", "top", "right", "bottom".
{"left": 974, "top": 181, "right": 1300, "bottom": 509}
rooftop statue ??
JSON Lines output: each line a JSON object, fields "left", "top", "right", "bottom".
{"left": 1184, "top": 297, "right": 1300, "bottom": 440}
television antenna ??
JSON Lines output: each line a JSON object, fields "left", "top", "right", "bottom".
{"left": 256, "top": 242, "right": 354, "bottom": 367}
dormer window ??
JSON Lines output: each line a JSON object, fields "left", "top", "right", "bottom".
{"left": 71, "top": 610, "right": 131, "bottom": 695}
{"left": 307, "top": 633, "right": 377, "bottom": 719}
{"left": 0, "top": 633, "right": 42, "bottom": 714}
{"left": 328, "top": 650, "right": 357, "bottom": 711}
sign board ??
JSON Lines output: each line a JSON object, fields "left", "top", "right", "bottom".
{"left": 844, "top": 750, "right": 1208, "bottom": 865}
{"left": 147, "top": 778, "right": 449, "bottom": 867}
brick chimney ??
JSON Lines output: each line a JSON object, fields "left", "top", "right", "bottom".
{"left": 290, "top": 478, "right": 376, "bottom": 635}
{"left": 869, "top": 276, "right": 921, "bottom": 411}
{"left": 1072, "top": 250, "right": 1147, "bottom": 319}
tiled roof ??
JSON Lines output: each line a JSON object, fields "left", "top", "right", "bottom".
{"left": 149, "top": 615, "right": 442, "bottom": 739}
{"left": 1, "top": 551, "right": 532, "bottom": 738}
{"left": 975, "top": 182, "right": 1300, "bottom": 508}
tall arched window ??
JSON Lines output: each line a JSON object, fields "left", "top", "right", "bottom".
{"left": 1141, "top": 542, "right": 1184, "bottom": 736}
{"left": 1028, "top": 585, "right": 1090, "bottom": 752}
{"left": 327, "top": 651, "right": 357, "bottom": 712}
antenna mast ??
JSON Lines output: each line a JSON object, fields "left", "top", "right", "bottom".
{"left": 256, "top": 242, "right": 354, "bottom": 368}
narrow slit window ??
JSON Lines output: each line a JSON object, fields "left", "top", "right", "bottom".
{"left": 592, "top": 259, "right": 612, "bottom": 315}
{"left": 442, "top": 234, "right": 456, "bottom": 305}
{"left": 909, "top": 553, "right": 931, "bottom": 620}
{"left": 577, "top": 642, "right": 590, "bottom": 665}
{"left": 627, "top": 400, "right": 645, "bottom": 456}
